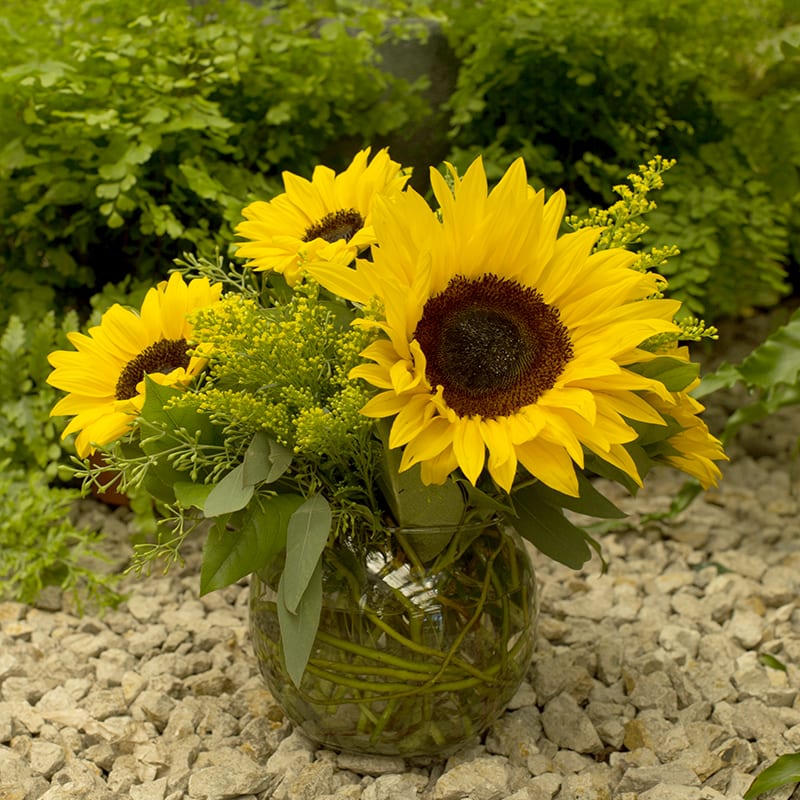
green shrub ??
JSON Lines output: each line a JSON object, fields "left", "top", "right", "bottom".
{"left": 0, "top": 310, "right": 79, "bottom": 477}
{"left": 0, "top": 0, "right": 430, "bottom": 323}
{"left": 0, "top": 463, "right": 123, "bottom": 609}
{"left": 439, "top": 0, "right": 797, "bottom": 320}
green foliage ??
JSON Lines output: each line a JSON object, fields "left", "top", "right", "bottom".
{"left": 645, "top": 157, "right": 790, "bottom": 318}
{"left": 745, "top": 753, "right": 800, "bottom": 799}
{"left": 0, "top": 310, "right": 79, "bottom": 477}
{"left": 440, "top": 0, "right": 797, "bottom": 320}
{"left": 696, "top": 305, "right": 800, "bottom": 445}
{"left": 0, "top": 0, "right": 430, "bottom": 323}
{"left": 0, "top": 463, "right": 124, "bottom": 609}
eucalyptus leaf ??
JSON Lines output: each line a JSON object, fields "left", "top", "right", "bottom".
{"left": 203, "top": 464, "right": 254, "bottom": 517}
{"left": 242, "top": 431, "right": 293, "bottom": 486}
{"left": 744, "top": 753, "right": 800, "bottom": 799}
{"left": 174, "top": 481, "right": 213, "bottom": 510}
{"left": 199, "top": 493, "right": 304, "bottom": 595}
{"left": 277, "top": 557, "right": 323, "bottom": 688}
{"left": 282, "top": 495, "right": 332, "bottom": 614}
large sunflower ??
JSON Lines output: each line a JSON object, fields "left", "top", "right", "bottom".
{"left": 47, "top": 273, "right": 222, "bottom": 457}
{"left": 309, "top": 157, "right": 689, "bottom": 495}
{"left": 234, "top": 147, "right": 410, "bottom": 286}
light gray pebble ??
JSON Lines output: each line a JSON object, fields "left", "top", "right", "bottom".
{"left": 28, "top": 739, "right": 66, "bottom": 778}
{"left": 3, "top": 392, "right": 799, "bottom": 800}
{"left": 336, "top": 753, "right": 407, "bottom": 776}
{"left": 727, "top": 609, "right": 765, "bottom": 649}
{"left": 540, "top": 693, "right": 603, "bottom": 755}
{"left": 432, "top": 755, "right": 512, "bottom": 800}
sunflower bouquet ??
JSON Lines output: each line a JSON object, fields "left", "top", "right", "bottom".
{"left": 47, "top": 148, "right": 726, "bottom": 754}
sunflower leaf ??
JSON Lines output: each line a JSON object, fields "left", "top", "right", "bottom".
{"left": 375, "top": 420, "right": 465, "bottom": 528}
{"left": 511, "top": 485, "right": 596, "bottom": 569}
{"left": 200, "top": 493, "right": 304, "bottom": 594}
{"left": 627, "top": 356, "right": 699, "bottom": 392}
{"left": 744, "top": 754, "right": 800, "bottom": 799}
{"left": 277, "top": 557, "right": 323, "bottom": 688}
{"left": 140, "top": 377, "right": 218, "bottom": 446}
{"left": 531, "top": 471, "right": 627, "bottom": 520}
{"left": 281, "top": 494, "right": 332, "bottom": 614}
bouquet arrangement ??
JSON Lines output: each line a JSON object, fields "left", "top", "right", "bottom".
{"left": 47, "top": 148, "right": 726, "bottom": 751}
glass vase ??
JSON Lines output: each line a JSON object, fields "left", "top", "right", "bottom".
{"left": 248, "top": 518, "right": 538, "bottom": 757}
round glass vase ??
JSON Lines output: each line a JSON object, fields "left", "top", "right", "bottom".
{"left": 248, "top": 518, "right": 538, "bottom": 757}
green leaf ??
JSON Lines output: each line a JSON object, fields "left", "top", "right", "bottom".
{"left": 628, "top": 356, "right": 700, "bottom": 392}
{"left": 738, "top": 307, "right": 800, "bottom": 390}
{"left": 200, "top": 493, "right": 304, "bottom": 594}
{"left": 277, "top": 557, "right": 322, "bottom": 688}
{"left": 282, "top": 495, "right": 332, "bottom": 614}
{"left": 173, "top": 481, "right": 213, "bottom": 510}
{"left": 511, "top": 484, "right": 597, "bottom": 569}
{"left": 139, "top": 378, "right": 219, "bottom": 450}
{"left": 532, "top": 471, "right": 627, "bottom": 520}
{"left": 376, "top": 420, "right": 464, "bottom": 527}
{"left": 203, "top": 464, "right": 254, "bottom": 517}
{"left": 242, "top": 431, "right": 292, "bottom": 486}
{"left": 744, "top": 753, "right": 800, "bottom": 799}
{"left": 758, "top": 653, "right": 787, "bottom": 671}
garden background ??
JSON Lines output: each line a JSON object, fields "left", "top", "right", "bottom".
{"left": 2, "top": 1, "right": 800, "bottom": 798}
{"left": 1, "top": 0, "right": 799, "bottom": 609}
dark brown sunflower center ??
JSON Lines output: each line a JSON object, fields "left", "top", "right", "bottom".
{"left": 115, "top": 338, "right": 190, "bottom": 400}
{"left": 303, "top": 208, "right": 365, "bottom": 244}
{"left": 413, "top": 274, "right": 573, "bottom": 418}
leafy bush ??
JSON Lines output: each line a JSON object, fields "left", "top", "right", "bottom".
{"left": 0, "top": 310, "right": 79, "bottom": 477}
{"left": 439, "top": 0, "right": 798, "bottom": 319}
{"left": 0, "top": 0, "right": 431, "bottom": 323}
{"left": 0, "top": 463, "right": 123, "bottom": 609}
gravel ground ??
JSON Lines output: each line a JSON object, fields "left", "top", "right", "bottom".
{"left": 2, "top": 311, "right": 800, "bottom": 800}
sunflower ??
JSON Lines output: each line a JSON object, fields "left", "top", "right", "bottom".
{"left": 234, "top": 147, "right": 410, "bottom": 286}
{"left": 47, "top": 273, "right": 222, "bottom": 457}
{"left": 309, "top": 156, "right": 689, "bottom": 495}
{"left": 647, "top": 377, "right": 727, "bottom": 488}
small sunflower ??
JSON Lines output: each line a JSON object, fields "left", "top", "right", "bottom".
{"left": 648, "top": 378, "right": 728, "bottom": 488}
{"left": 310, "top": 157, "right": 688, "bottom": 495}
{"left": 47, "top": 273, "right": 222, "bottom": 457}
{"left": 234, "top": 147, "right": 410, "bottom": 286}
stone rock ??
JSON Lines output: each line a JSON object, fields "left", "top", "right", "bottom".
{"left": 433, "top": 756, "right": 512, "bottom": 800}
{"left": 130, "top": 777, "right": 169, "bottom": 800}
{"left": 658, "top": 625, "right": 701, "bottom": 663}
{"left": 727, "top": 609, "right": 764, "bottom": 649}
{"left": 525, "top": 773, "right": 562, "bottom": 800}
{"left": 187, "top": 750, "right": 272, "bottom": 799}
{"left": 28, "top": 739, "right": 66, "bottom": 778}
{"left": 485, "top": 705, "right": 543, "bottom": 764}
{"left": 336, "top": 753, "right": 407, "bottom": 776}
{"left": 283, "top": 759, "right": 338, "bottom": 800}
{"left": 626, "top": 670, "right": 680, "bottom": 719}
{"left": 616, "top": 764, "right": 701, "bottom": 794}
{"left": 540, "top": 693, "right": 604, "bottom": 755}
{"left": 361, "top": 773, "right": 428, "bottom": 800}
